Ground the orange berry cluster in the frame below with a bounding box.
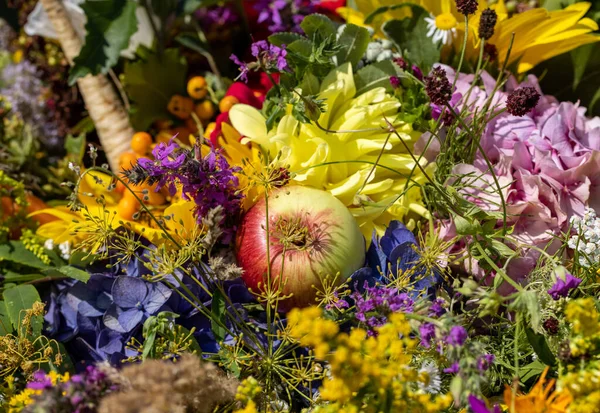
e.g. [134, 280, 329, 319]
[117, 132, 167, 221]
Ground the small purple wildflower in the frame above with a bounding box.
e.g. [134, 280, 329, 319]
[419, 322, 436, 348]
[230, 54, 250, 82]
[429, 298, 446, 317]
[393, 57, 409, 70]
[468, 395, 502, 413]
[390, 76, 401, 89]
[432, 92, 461, 126]
[353, 284, 414, 335]
[477, 354, 495, 372]
[195, 5, 239, 27]
[547, 270, 581, 300]
[446, 325, 468, 346]
[254, 0, 316, 33]
[443, 362, 460, 374]
[27, 370, 53, 390]
[124, 140, 243, 243]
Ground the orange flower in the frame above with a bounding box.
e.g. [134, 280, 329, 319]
[504, 367, 572, 413]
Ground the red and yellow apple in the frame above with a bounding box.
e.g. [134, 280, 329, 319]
[236, 186, 365, 310]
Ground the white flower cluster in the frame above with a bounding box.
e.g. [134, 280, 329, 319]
[44, 238, 72, 260]
[568, 208, 600, 267]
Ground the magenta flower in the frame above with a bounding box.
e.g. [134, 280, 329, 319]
[446, 325, 468, 346]
[469, 395, 502, 413]
[27, 370, 53, 390]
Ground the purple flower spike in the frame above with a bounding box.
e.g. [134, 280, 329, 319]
[548, 267, 581, 300]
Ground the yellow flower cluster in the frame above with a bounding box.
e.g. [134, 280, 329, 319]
[7, 371, 69, 413]
[559, 367, 600, 413]
[565, 298, 600, 356]
[287, 307, 452, 412]
[233, 376, 262, 413]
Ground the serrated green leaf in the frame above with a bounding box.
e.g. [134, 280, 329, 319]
[211, 290, 227, 343]
[287, 39, 313, 58]
[354, 60, 399, 95]
[0, 301, 13, 335]
[69, 0, 138, 84]
[0, 241, 51, 270]
[124, 48, 187, 130]
[383, 5, 440, 72]
[3, 285, 42, 336]
[336, 24, 370, 68]
[300, 14, 336, 39]
[525, 327, 556, 367]
[268, 32, 306, 47]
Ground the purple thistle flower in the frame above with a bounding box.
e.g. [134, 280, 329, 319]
[547, 269, 581, 300]
[446, 325, 468, 346]
[419, 322, 436, 348]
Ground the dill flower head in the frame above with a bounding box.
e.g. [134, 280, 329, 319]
[229, 63, 432, 239]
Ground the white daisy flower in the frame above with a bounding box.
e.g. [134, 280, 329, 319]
[418, 360, 442, 394]
[425, 12, 458, 45]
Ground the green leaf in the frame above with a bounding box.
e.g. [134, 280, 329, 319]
[175, 33, 210, 55]
[211, 290, 227, 343]
[3, 285, 42, 336]
[299, 72, 320, 95]
[571, 44, 594, 89]
[0, 301, 13, 335]
[268, 32, 305, 47]
[354, 60, 399, 95]
[65, 134, 86, 159]
[287, 39, 313, 58]
[453, 215, 481, 236]
[520, 359, 547, 383]
[491, 239, 515, 258]
[0, 241, 51, 270]
[525, 327, 556, 367]
[383, 5, 440, 72]
[336, 24, 370, 68]
[124, 48, 187, 130]
[55, 266, 91, 283]
[69, 0, 138, 84]
[300, 14, 336, 39]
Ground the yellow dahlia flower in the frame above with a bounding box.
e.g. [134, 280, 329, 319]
[228, 63, 432, 239]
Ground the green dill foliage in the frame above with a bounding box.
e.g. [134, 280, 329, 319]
[126, 312, 201, 361]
